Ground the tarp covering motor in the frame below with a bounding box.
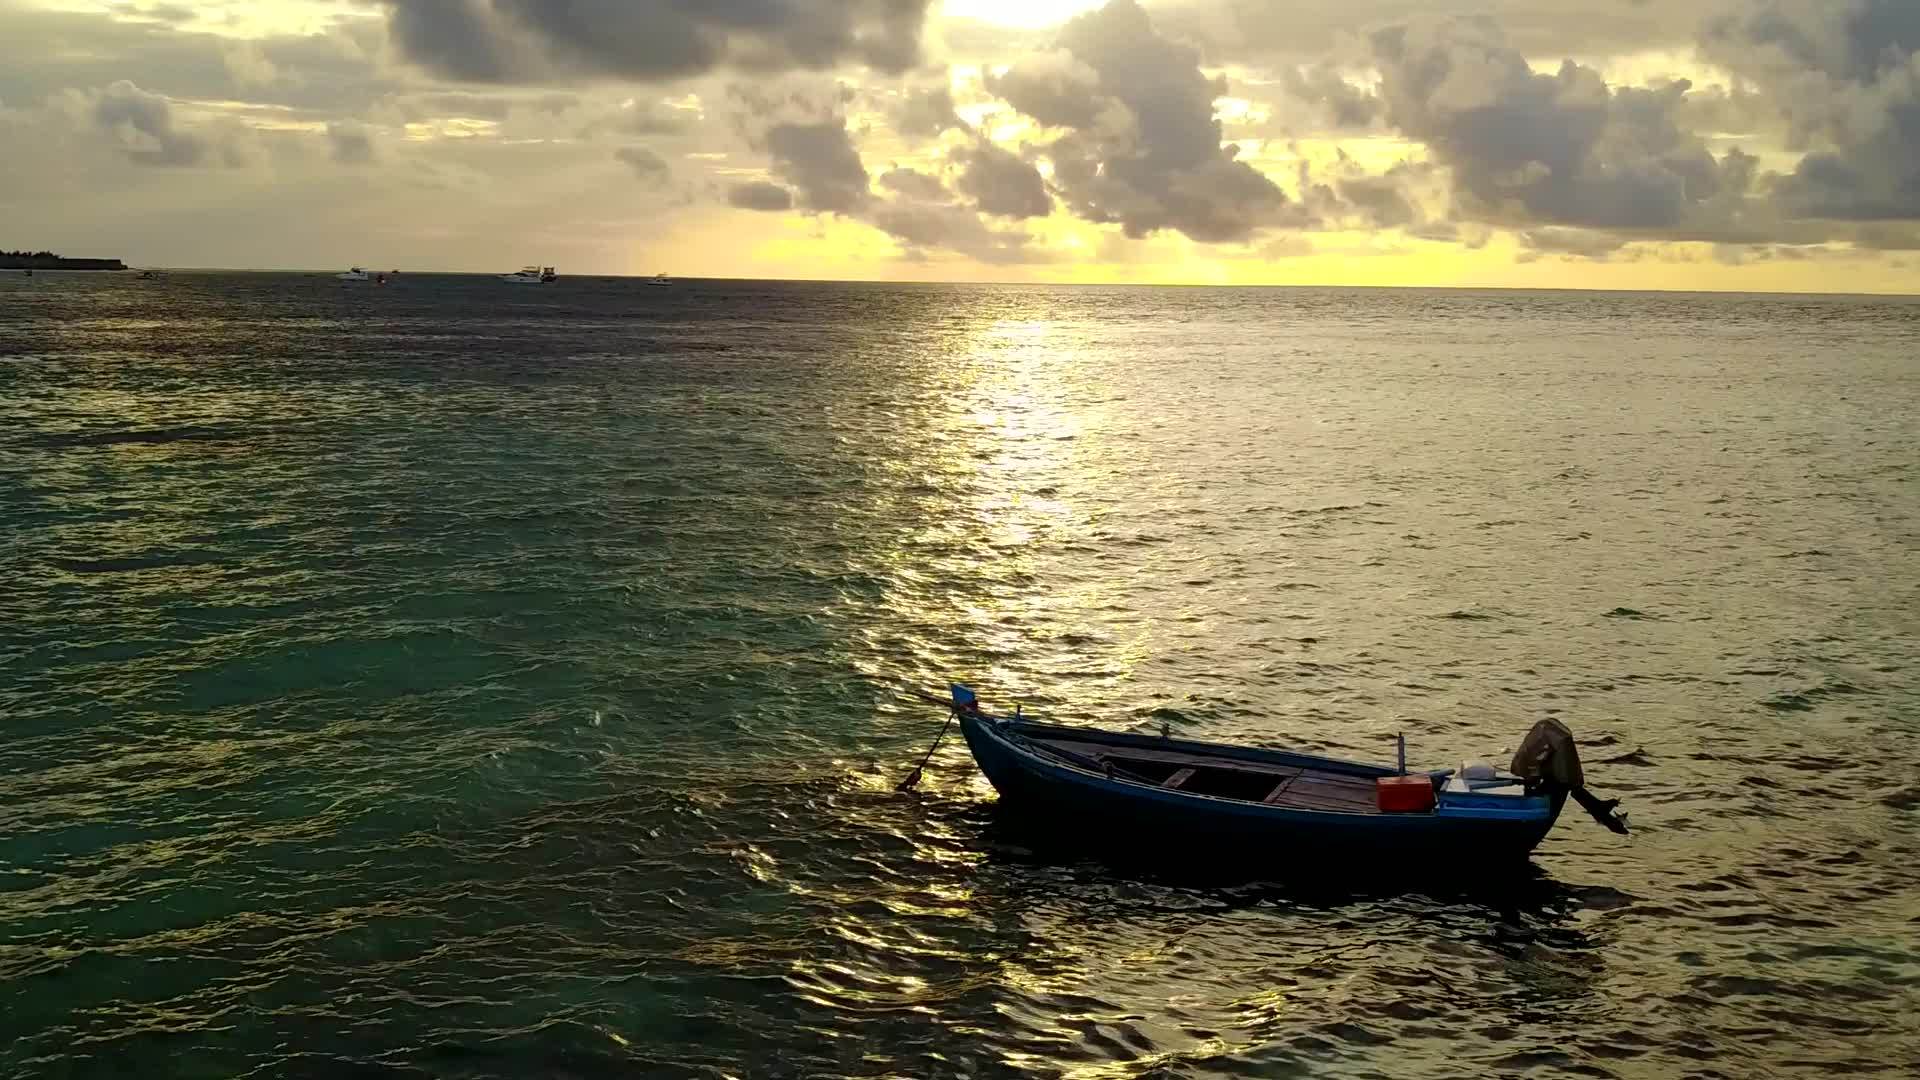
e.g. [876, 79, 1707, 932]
[1511, 718, 1630, 835]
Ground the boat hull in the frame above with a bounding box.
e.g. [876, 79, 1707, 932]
[959, 711, 1563, 862]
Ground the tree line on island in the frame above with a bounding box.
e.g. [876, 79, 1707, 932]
[1, 250, 128, 270]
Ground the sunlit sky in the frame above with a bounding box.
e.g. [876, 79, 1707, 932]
[2, 0, 1917, 291]
[945, 0, 1110, 29]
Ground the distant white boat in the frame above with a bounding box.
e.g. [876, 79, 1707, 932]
[645, 272, 671, 287]
[337, 267, 373, 281]
[502, 266, 557, 284]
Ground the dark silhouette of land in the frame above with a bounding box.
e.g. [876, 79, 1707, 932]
[1, 250, 127, 271]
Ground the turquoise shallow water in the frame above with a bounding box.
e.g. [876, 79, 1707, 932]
[2, 273, 1918, 1077]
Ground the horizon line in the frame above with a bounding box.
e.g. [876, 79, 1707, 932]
[82, 266, 1920, 299]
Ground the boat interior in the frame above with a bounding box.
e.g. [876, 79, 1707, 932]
[1020, 730, 1398, 813]
[1009, 723, 1536, 814]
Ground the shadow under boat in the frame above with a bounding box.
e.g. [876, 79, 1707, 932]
[964, 808, 1607, 929]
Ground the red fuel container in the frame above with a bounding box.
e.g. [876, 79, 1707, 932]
[1376, 774, 1437, 813]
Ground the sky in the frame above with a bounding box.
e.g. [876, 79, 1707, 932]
[2, 0, 1918, 291]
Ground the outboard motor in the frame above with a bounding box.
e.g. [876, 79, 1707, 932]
[1511, 718, 1630, 835]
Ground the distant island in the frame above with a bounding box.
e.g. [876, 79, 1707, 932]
[1, 250, 127, 271]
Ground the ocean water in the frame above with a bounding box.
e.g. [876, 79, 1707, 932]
[2, 272, 1917, 1078]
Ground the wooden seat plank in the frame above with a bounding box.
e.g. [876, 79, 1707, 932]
[1261, 768, 1305, 803]
[1274, 780, 1382, 807]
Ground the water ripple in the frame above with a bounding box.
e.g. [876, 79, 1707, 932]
[2, 275, 1918, 1077]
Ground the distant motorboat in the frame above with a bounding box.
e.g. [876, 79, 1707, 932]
[644, 272, 671, 287]
[502, 266, 557, 284]
[337, 267, 373, 281]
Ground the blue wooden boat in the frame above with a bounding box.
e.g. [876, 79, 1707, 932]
[907, 685, 1627, 862]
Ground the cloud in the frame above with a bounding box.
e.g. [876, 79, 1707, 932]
[878, 167, 951, 200]
[728, 180, 795, 210]
[1149, 0, 1720, 66]
[388, 91, 697, 143]
[109, 2, 197, 23]
[1280, 63, 1382, 130]
[151, 4, 196, 23]
[736, 104, 1046, 262]
[609, 98, 701, 136]
[1711, 241, 1842, 265]
[866, 194, 1046, 265]
[0, 6, 392, 119]
[892, 82, 967, 140]
[1405, 219, 1492, 247]
[1260, 235, 1314, 258]
[1853, 222, 1920, 248]
[1335, 170, 1418, 228]
[765, 119, 871, 212]
[616, 145, 670, 184]
[85, 80, 217, 166]
[985, 49, 1105, 129]
[328, 120, 376, 165]
[1771, 150, 1917, 221]
[396, 92, 506, 122]
[8, 0, 1915, 279]
[1371, 17, 1752, 233]
[1703, 0, 1920, 222]
[986, 0, 1300, 243]
[379, 0, 935, 85]
[1702, 0, 1920, 88]
[1520, 227, 1631, 259]
[953, 139, 1051, 218]
[935, 14, 1053, 61]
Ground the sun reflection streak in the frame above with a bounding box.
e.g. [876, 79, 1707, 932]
[842, 296, 1178, 742]
[925, 314, 1143, 691]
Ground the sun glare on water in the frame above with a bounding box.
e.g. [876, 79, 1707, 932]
[941, 0, 1109, 29]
